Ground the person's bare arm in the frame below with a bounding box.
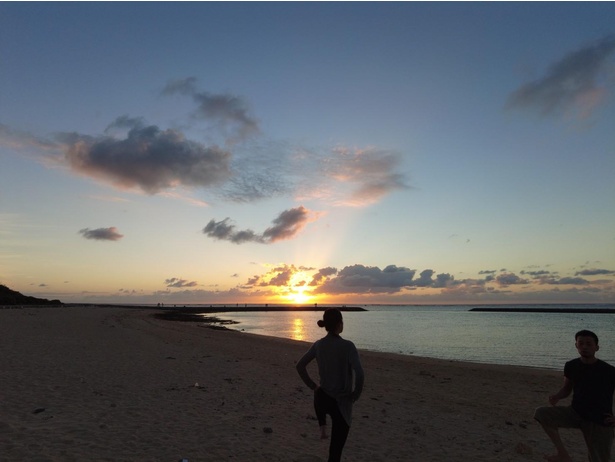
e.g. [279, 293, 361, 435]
[296, 347, 318, 391]
[549, 376, 573, 406]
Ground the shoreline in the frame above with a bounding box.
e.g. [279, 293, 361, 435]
[0, 305, 592, 461]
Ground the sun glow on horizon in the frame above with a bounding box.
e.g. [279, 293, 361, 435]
[282, 270, 314, 304]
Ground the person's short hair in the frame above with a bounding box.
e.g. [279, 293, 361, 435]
[575, 329, 599, 344]
[317, 308, 343, 332]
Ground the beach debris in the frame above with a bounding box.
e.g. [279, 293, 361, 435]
[194, 382, 199, 388]
[419, 370, 435, 378]
[263, 427, 273, 434]
[515, 442, 533, 455]
[32, 408, 46, 414]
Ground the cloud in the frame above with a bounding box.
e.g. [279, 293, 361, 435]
[314, 264, 416, 294]
[316, 146, 409, 206]
[165, 278, 198, 288]
[203, 206, 313, 244]
[2, 79, 408, 208]
[575, 268, 615, 276]
[262, 206, 312, 242]
[58, 123, 232, 194]
[495, 273, 529, 286]
[545, 277, 589, 285]
[520, 270, 554, 278]
[309, 267, 338, 286]
[507, 34, 615, 117]
[79, 227, 124, 241]
[0, 123, 56, 152]
[162, 77, 259, 142]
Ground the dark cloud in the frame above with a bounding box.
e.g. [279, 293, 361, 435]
[104, 115, 145, 134]
[262, 206, 310, 242]
[162, 77, 259, 141]
[59, 124, 232, 194]
[520, 270, 553, 277]
[479, 269, 497, 275]
[165, 278, 198, 288]
[267, 268, 294, 287]
[495, 273, 529, 286]
[203, 206, 312, 244]
[545, 277, 589, 285]
[413, 269, 435, 287]
[202, 218, 263, 244]
[79, 227, 124, 241]
[314, 264, 416, 294]
[507, 35, 615, 117]
[433, 273, 455, 288]
[309, 267, 338, 286]
[575, 268, 615, 276]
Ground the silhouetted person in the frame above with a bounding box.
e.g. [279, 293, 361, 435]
[534, 330, 615, 462]
[296, 308, 364, 462]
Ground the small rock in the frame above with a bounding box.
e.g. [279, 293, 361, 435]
[515, 442, 533, 455]
[33, 408, 45, 414]
[263, 427, 273, 434]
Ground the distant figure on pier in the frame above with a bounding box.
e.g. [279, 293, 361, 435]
[296, 308, 364, 462]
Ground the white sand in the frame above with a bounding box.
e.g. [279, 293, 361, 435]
[0, 306, 592, 461]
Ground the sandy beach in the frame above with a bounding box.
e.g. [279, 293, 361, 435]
[0, 306, 594, 462]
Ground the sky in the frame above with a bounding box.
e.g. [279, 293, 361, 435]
[1, 2, 614, 306]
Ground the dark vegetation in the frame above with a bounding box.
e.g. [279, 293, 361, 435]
[0, 284, 62, 306]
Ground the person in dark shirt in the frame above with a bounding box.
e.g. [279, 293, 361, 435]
[296, 308, 364, 462]
[534, 330, 615, 462]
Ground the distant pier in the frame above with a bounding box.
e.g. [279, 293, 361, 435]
[162, 305, 367, 314]
[470, 308, 615, 314]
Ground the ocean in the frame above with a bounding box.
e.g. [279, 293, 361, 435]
[212, 304, 615, 370]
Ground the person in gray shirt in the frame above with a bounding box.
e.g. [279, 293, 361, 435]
[296, 308, 364, 462]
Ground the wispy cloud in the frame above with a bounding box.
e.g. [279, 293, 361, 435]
[79, 227, 124, 241]
[165, 278, 198, 288]
[162, 77, 260, 143]
[507, 34, 615, 118]
[203, 206, 314, 244]
[0, 124, 56, 152]
[328, 146, 409, 206]
[1, 80, 408, 208]
[294, 146, 409, 207]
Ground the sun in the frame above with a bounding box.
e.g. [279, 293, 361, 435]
[288, 290, 311, 305]
[283, 271, 313, 305]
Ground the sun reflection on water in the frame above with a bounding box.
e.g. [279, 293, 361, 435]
[291, 318, 305, 341]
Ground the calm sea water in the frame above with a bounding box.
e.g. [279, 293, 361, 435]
[211, 304, 615, 370]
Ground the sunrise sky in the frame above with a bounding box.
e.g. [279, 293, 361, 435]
[1, 2, 614, 305]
